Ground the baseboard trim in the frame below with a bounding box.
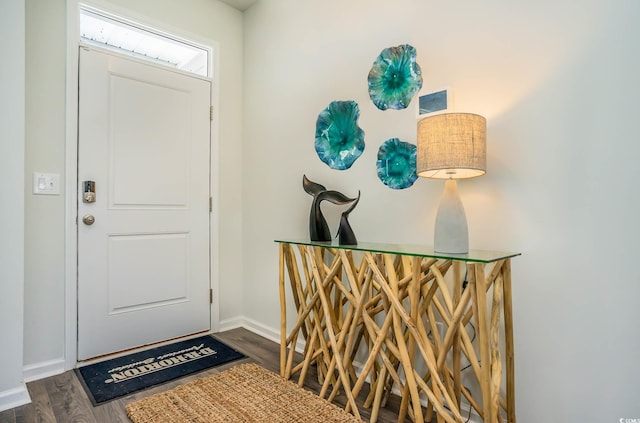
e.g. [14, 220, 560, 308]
[218, 316, 245, 333]
[23, 358, 66, 383]
[0, 383, 31, 413]
[236, 317, 281, 344]
[219, 316, 305, 352]
[219, 315, 280, 344]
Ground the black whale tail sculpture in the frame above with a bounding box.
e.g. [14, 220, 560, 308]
[303, 175, 359, 244]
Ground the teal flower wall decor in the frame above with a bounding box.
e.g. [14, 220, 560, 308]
[315, 100, 365, 170]
[376, 138, 418, 189]
[368, 44, 423, 111]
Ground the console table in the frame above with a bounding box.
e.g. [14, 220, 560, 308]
[276, 239, 519, 423]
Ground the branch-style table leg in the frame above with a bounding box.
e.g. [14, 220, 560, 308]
[502, 260, 517, 423]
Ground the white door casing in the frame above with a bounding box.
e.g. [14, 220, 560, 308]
[77, 46, 211, 360]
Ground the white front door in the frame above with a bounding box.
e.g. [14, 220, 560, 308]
[77, 46, 211, 360]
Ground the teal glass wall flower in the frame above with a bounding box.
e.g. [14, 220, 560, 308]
[376, 138, 418, 189]
[315, 100, 365, 170]
[368, 44, 423, 111]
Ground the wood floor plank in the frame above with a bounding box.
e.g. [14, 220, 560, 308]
[91, 399, 129, 423]
[45, 371, 97, 423]
[2, 328, 407, 423]
[0, 409, 16, 423]
[21, 379, 56, 423]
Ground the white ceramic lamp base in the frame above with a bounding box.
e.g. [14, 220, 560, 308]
[434, 179, 469, 254]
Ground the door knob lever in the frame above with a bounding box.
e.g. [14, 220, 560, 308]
[82, 214, 95, 225]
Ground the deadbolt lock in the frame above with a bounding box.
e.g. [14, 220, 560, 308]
[83, 181, 96, 203]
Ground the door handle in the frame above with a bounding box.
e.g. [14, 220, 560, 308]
[82, 214, 95, 225]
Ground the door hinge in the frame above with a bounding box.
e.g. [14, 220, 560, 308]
[210, 105, 214, 121]
[209, 196, 212, 212]
[210, 289, 213, 304]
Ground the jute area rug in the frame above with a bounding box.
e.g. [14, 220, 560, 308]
[125, 363, 362, 422]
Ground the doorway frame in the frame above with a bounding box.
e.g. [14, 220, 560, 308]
[64, 0, 221, 370]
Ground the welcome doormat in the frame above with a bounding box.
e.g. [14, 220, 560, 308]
[76, 335, 245, 405]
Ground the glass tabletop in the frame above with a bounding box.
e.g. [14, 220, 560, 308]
[275, 238, 520, 263]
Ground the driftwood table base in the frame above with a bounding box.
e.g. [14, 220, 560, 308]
[277, 240, 519, 423]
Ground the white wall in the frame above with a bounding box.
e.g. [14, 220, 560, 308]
[243, 1, 640, 421]
[23, 0, 244, 371]
[24, 0, 67, 369]
[0, 0, 30, 411]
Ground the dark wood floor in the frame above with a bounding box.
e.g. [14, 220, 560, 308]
[0, 328, 407, 423]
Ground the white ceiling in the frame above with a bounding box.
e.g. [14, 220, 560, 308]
[218, 0, 257, 12]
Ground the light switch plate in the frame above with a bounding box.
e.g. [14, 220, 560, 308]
[33, 172, 61, 195]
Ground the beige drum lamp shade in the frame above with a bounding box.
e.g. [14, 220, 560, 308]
[417, 113, 486, 180]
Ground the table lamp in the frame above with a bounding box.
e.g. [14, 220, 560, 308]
[416, 113, 486, 253]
